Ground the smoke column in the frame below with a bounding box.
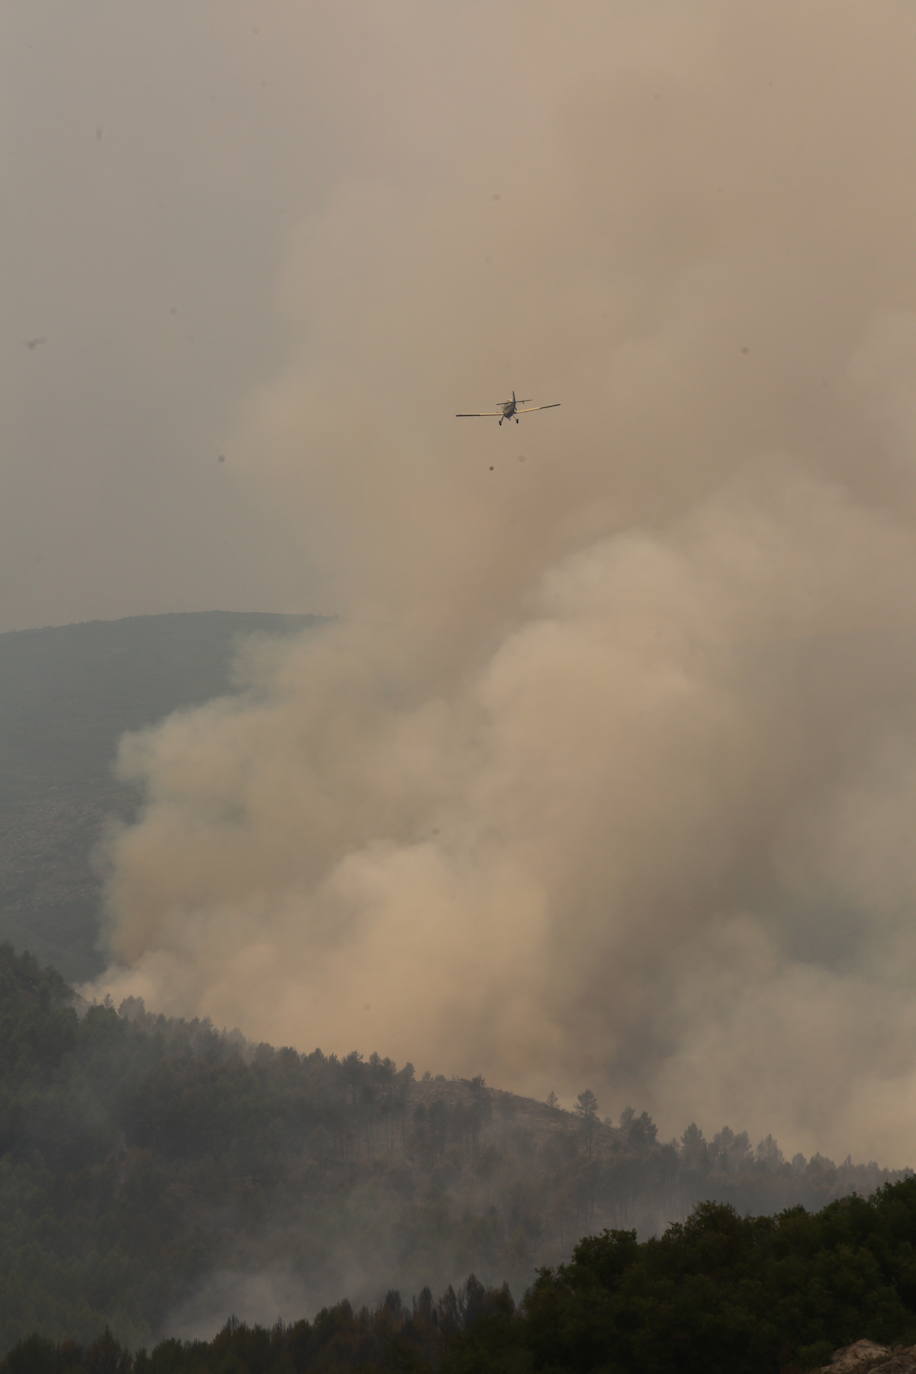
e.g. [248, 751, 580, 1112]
[92, 0, 916, 1163]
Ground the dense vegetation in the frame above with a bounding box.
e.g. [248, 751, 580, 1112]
[0, 945, 906, 1361]
[0, 612, 320, 979]
[10, 1176, 916, 1371]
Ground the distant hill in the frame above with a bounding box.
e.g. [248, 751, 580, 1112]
[0, 611, 322, 980]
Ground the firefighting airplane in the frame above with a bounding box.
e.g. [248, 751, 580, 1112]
[456, 391, 561, 426]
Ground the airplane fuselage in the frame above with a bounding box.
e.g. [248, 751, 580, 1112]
[499, 391, 519, 425]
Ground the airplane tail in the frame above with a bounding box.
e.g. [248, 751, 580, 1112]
[512, 390, 516, 404]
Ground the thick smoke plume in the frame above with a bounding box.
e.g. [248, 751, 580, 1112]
[93, 0, 916, 1162]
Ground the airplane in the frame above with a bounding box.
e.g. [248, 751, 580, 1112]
[456, 390, 561, 426]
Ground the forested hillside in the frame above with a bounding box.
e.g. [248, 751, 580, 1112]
[11, 1178, 916, 1372]
[0, 612, 320, 979]
[0, 946, 904, 1357]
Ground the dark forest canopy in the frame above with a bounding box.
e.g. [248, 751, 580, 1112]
[10, 1178, 916, 1371]
[0, 944, 908, 1360]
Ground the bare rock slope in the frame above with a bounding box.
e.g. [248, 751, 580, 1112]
[822, 1340, 916, 1373]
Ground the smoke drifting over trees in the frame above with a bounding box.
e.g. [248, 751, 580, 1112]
[60, 1, 916, 1165]
[0, 947, 902, 1353]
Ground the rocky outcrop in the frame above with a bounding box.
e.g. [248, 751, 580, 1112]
[821, 1340, 916, 1373]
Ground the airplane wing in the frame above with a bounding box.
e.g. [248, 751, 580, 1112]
[517, 403, 561, 413]
[455, 411, 503, 417]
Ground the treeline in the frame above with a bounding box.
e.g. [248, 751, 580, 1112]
[10, 1176, 916, 1372]
[0, 944, 906, 1354]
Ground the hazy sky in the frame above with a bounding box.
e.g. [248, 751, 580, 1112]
[14, 1, 916, 1163]
[4, 0, 338, 630]
[3, 0, 578, 631]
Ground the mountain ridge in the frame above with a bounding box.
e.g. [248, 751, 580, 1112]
[0, 610, 323, 979]
[0, 943, 905, 1354]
